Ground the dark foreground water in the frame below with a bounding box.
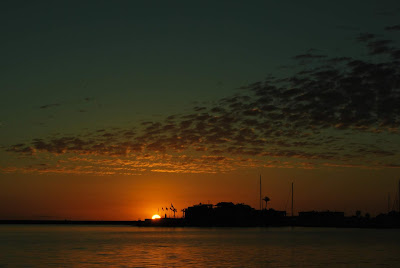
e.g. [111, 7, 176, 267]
[1, 225, 400, 267]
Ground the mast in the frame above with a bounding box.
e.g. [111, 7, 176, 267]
[398, 179, 400, 213]
[388, 193, 391, 213]
[259, 175, 262, 211]
[291, 182, 294, 217]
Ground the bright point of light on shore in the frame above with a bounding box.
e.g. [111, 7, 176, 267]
[152, 214, 161, 219]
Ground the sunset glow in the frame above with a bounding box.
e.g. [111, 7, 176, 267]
[1, 1, 400, 222]
[2, 2, 400, 268]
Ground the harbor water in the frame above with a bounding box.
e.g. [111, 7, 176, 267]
[1, 225, 400, 267]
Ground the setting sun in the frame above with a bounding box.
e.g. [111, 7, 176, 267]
[152, 214, 161, 220]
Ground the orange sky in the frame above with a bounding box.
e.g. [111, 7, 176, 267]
[1, 167, 398, 220]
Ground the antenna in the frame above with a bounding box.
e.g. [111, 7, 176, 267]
[291, 182, 294, 217]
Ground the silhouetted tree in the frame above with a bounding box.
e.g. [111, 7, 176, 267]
[263, 196, 270, 210]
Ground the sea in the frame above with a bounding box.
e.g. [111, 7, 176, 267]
[1, 225, 400, 267]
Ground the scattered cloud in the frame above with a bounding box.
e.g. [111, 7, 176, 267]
[84, 97, 95, 102]
[39, 103, 61, 109]
[4, 28, 400, 175]
[292, 53, 327, 60]
[385, 25, 400, 31]
[357, 32, 376, 42]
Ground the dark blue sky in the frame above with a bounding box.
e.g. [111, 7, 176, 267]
[2, 1, 399, 141]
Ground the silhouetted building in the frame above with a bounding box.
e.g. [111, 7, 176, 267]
[185, 202, 257, 226]
[374, 211, 400, 228]
[185, 203, 214, 226]
[259, 208, 287, 226]
[298, 211, 345, 227]
[214, 202, 256, 226]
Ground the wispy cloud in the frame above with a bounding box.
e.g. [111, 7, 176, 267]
[39, 103, 61, 109]
[385, 25, 400, 31]
[84, 97, 95, 102]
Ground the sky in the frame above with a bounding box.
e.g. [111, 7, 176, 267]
[1, 0, 400, 220]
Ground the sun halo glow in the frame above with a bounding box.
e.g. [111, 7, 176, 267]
[152, 214, 161, 219]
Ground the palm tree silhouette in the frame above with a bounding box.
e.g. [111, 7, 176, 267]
[263, 196, 270, 210]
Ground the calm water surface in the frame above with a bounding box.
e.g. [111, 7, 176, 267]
[1, 225, 399, 267]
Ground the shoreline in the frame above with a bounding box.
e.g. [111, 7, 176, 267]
[1, 219, 400, 229]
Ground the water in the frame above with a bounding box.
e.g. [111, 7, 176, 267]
[1, 225, 400, 267]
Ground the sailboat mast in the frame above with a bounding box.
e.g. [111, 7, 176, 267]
[259, 175, 262, 211]
[291, 182, 294, 217]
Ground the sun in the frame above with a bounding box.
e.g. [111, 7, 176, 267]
[152, 214, 161, 219]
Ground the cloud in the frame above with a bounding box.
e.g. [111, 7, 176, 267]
[4, 27, 400, 175]
[357, 33, 376, 42]
[84, 97, 95, 102]
[292, 53, 327, 60]
[366, 39, 394, 55]
[385, 25, 400, 31]
[39, 103, 61, 109]
[6, 144, 35, 155]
